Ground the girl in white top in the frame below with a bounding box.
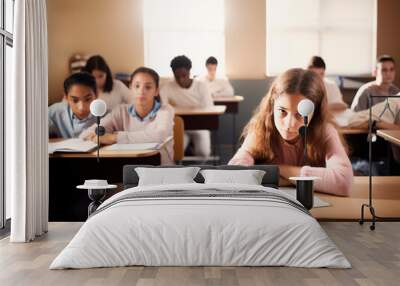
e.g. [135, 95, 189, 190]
[84, 55, 131, 112]
[198, 56, 234, 97]
[80, 67, 174, 165]
[160, 55, 213, 157]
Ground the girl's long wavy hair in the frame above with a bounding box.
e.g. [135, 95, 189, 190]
[242, 68, 347, 166]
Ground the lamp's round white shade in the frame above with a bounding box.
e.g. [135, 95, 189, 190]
[90, 99, 107, 117]
[297, 99, 315, 117]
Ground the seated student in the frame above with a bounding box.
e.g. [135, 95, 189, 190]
[160, 55, 213, 157]
[83, 55, 131, 112]
[80, 67, 174, 165]
[198, 56, 234, 97]
[229, 68, 353, 196]
[49, 72, 97, 138]
[307, 56, 347, 111]
[351, 55, 400, 164]
[351, 55, 400, 112]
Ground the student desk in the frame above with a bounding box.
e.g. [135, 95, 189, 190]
[213, 95, 244, 149]
[339, 127, 368, 135]
[49, 145, 160, 222]
[174, 106, 226, 161]
[213, 95, 244, 114]
[332, 109, 369, 135]
[174, 105, 226, 130]
[377, 130, 400, 146]
[311, 176, 400, 220]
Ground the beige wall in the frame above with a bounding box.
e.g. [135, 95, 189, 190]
[47, 0, 144, 103]
[377, 0, 400, 87]
[47, 0, 266, 103]
[47, 0, 400, 104]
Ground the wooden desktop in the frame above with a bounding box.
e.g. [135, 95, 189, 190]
[377, 129, 400, 146]
[213, 95, 244, 114]
[49, 140, 161, 222]
[311, 176, 400, 220]
[174, 105, 226, 130]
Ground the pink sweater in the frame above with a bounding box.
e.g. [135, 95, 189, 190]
[229, 124, 353, 196]
[80, 104, 174, 165]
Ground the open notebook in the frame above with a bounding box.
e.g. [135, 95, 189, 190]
[103, 136, 173, 151]
[49, 139, 97, 154]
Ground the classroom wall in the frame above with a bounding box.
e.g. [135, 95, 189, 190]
[47, 0, 266, 104]
[47, 0, 400, 104]
[47, 0, 144, 103]
[377, 0, 400, 87]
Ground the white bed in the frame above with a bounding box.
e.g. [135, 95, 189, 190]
[50, 182, 350, 269]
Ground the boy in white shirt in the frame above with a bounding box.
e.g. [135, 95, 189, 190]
[160, 55, 213, 157]
[198, 56, 234, 97]
[308, 56, 347, 111]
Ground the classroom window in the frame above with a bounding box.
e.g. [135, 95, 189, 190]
[143, 0, 225, 77]
[266, 0, 377, 76]
[1, 0, 14, 229]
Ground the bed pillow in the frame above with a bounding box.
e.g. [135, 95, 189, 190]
[200, 169, 266, 185]
[135, 167, 201, 186]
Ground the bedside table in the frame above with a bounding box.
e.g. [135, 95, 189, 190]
[77, 180, 117, 216]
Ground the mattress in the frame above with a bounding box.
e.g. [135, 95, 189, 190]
[50, 183, 350, 269]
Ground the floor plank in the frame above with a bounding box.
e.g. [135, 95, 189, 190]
[1, 222, 400, 286]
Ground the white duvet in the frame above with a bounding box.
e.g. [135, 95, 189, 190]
[50, 183, 350, 269]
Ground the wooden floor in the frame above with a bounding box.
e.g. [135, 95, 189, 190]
[1, 222, 400, 286]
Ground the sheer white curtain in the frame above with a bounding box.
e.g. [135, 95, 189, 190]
[8, 0, 48, 242]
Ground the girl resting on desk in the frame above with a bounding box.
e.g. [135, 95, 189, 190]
[83, 55, 131, 112]
[80, 67, 174, 165]
[229, 68, 353, 196]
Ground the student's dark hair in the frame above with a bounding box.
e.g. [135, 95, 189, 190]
[308, 56, 326, 70]
[206, 56, 218, 66]
[83, 55, 114, 92]
[130, 67, 160, 88]
[170, 55, 192, 72]
[377, 54, 395, 65]
[63, 72, 97, 95]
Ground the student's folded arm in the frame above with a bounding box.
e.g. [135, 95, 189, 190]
[100, 109, 123, 133]
[79, 124, 96, 140]
[79, 108, 121, 140]
[228, 133, 255, 165]
[228, 148, 255, 166]
[116, 108, 174, 144]
[300, 126, 353, 196]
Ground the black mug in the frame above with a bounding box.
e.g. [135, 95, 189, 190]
[296, 180, 314, 210]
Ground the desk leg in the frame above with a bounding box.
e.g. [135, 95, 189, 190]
[212, 130, 219, 165]
[232, 113, 237, 154]
[87, 189, 106, 216]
